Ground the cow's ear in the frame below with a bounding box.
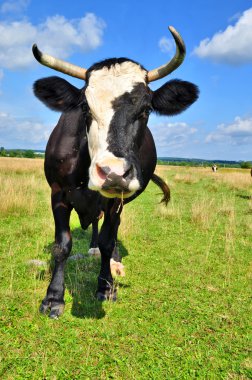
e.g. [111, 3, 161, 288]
[33, 76, 82, 112]
[152, 79, 199, 116]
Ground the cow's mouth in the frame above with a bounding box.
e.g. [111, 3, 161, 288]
[100, 188, 134, 199]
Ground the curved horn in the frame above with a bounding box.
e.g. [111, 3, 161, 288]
[147, 26, 186, 83]
[32, 44, 87, 80]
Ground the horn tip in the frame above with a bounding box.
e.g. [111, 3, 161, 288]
[32, 43, 42, 62]
[168, 25, 185, 53]
[168, 25, 179, 38]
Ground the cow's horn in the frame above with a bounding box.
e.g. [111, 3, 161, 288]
[147, 26, 186, 82]
[32, 44, 87, 80]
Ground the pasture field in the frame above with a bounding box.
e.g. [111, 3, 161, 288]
[0, 157, 251, 379]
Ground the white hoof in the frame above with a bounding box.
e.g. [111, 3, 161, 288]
[88, 247, 101, 256]
[110, 258, 125, 277]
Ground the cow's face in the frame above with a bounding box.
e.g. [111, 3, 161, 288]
[85, 61, 150, 198]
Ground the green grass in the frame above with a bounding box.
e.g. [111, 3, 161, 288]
[0, 160, 251, 379]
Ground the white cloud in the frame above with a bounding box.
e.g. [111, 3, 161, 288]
[193, 7, 252, 65]
[0, 112, 52, 148]
[158, 36, 173, 53]
[0, 13, 106, 70]
[206, 116, 252, 145]
[0, 0, 29, 14]
[151, 120, 197, 153]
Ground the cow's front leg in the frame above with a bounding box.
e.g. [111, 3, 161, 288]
[40, 189, 72, 318]
[97, 200, 121, 301]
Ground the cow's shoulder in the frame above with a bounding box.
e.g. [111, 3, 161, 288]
[45, 108, 90, 187]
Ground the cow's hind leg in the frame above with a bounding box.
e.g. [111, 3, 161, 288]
[78, 209, 103, 256]
[88, 218, 100, 256]
[40, 189, 72, 318]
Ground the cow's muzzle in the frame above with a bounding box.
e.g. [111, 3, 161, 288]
[89, 159, 140, 198]
[98, 163, 134, 198]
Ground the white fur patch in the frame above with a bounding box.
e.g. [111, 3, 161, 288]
[86, 61, 146, 192]
[85, 62, 146, 158]
[86, 62, 147, 131]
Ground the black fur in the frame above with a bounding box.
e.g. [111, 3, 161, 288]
[152, 79, 199, 116]
[33, 76, 83, 112]
[107, 83, 151, 156]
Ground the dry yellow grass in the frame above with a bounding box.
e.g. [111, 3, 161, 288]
[174, 173, 199, 184]
[0, 156, 44, 175]
[153, 166, 251, 233]
[216, 171, 252, 190]
[155, 201, 181, 219]
[157, 165, 252, 190]
[120, 206, 139, 239]
[219, 195, 236, 218]
[0, 157, 45, 216]
[191, 196, 217, 229]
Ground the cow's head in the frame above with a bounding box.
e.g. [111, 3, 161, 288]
[33, 26, 199, 199]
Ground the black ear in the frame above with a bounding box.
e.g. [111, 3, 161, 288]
[152, 79, 199, 116]
[33, 76, 82, 112]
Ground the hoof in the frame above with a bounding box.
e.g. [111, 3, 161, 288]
[96, 289, 117, 302]
[39, 300, 50, 314]
[88, 247, 101, 256]
[49, 303, 65, 319]
[39, 300, 65, 318]
[110, 259, 125, 277]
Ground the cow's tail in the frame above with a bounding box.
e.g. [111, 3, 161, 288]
[151, 173, 170, 205]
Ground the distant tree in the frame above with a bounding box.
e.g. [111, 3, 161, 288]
[9, 150, 16, 157]
[0, 147, 6, 157]
[241, 161, 252, 169]
[24, 150, 35, 158]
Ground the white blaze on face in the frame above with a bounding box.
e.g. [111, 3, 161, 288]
[85, 61, 147, 193]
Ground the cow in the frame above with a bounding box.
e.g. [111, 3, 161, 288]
[212, 164, 217, 172]
[32, 26, 199, 318]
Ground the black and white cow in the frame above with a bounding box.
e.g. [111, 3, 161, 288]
[33, 26, 199, 318]
[212, 164, 217, 172]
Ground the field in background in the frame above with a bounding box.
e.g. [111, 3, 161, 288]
[0, 157, 251, 379]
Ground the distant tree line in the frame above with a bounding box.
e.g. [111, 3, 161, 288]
[0, 147, 44, 159]
[0, 147, 251, 168]
[157, 158, 252, 169]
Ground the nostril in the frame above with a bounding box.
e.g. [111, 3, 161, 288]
[96, 164, 110, 180]
[123, 164, 133, 179]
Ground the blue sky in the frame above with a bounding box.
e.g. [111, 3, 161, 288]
[0, 0, 251, 160]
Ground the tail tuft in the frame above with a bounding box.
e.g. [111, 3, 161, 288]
[151, 173, 170, 205]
